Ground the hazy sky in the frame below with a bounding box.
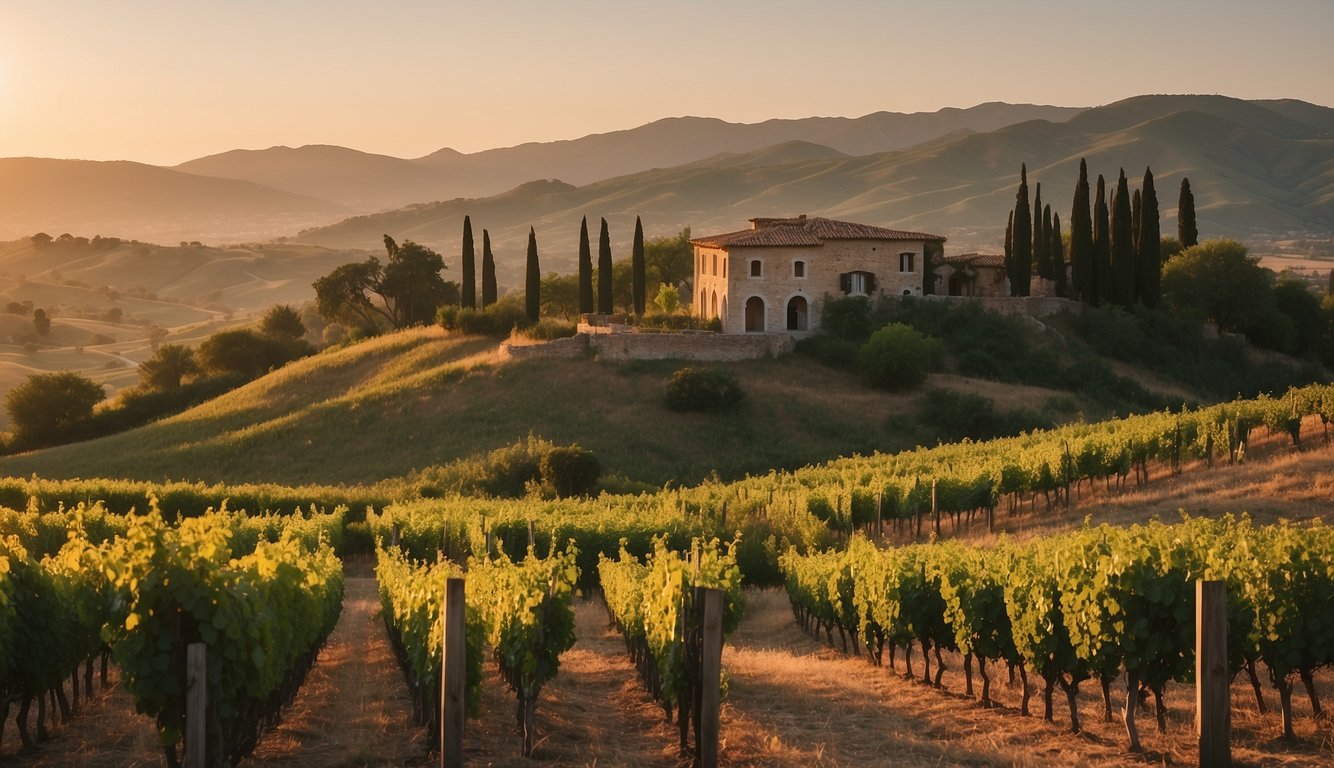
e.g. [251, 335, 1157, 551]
[2, 0, 1331, 165]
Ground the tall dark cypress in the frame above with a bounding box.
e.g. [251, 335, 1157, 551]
[1093, 174, 1113, 306]
[1178, 177, 1198, 248]
[1070, 158, 1093, 303]
[1110, 169, 1135, 307]
[1040, 204, 1054, 281]
[481, 229, 497, 307]
[1004, 209, 1014, 290]
[1051, 212, 1067, 298]
[577, 216, 593, 314]
[1138, 167, 1162, 308]
[1131, 189, 1143, 299]
[631, 215, 646, 315]
[525, 226, 540, 323]
[597, 218, 613, 314]
[461, 215, 476, 309]
[1011, 165, 1032, 297]
[1032, 182, 1047, 281]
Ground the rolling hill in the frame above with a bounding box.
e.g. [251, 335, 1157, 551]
[294, 95, 1334, 284]
[0, 158, 348, 244]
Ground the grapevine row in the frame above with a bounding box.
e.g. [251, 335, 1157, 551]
[598, 537, 743, 757]
[780, 515, 1334, 750]
[374, 542, 579, 756]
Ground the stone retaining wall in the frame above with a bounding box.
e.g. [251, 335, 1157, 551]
[498, 331, 793, 362]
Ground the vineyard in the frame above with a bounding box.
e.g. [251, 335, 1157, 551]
[0, 383, 1331, 765]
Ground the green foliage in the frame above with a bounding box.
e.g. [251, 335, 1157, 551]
[103, 512, 343, 765]
[521, 318, 578, 341]
[1161, 239, 1276, 338]
[1137, 167, 1162, 308]
[858, 323, 940, 391]
[1178, 177, 1198, 248]
[820, 295, 873, 341]
[1069, 159, 1094, 303]
[643, 228, 693, 291]
[632, 216, 647, 315]
[139, 344, 200, 391]
[917, 388, 1051, 443]
[666, 367, 746, 412]
[577, 216, 593, 314]
[1009, 165, 1032, 297]
[598, 218, 614, 315]
[525, 227, 540, 323]
[438, 298, 532, 337]
[1271, 278, 1323, 356]
[461, 215, 476, 310]
[539, 445, 601, 498]
[313, 235, 455, 332]
[481, 229, 498, 307]
[197, 328, 309, 379]
[1110, 169, 1136, 307]
[5, 371, 104, 450]
[539, 271, 580, 320]
[652, 282, 681, 315]
[32, 308, 50, 337]
[259, 304, 306, 341]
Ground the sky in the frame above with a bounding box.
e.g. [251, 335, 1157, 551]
[1, 0, 1332, 166]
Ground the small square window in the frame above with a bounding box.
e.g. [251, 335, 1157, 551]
[899, 253, 916, 273]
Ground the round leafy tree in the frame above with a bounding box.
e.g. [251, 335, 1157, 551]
[859, 322, 940, 391]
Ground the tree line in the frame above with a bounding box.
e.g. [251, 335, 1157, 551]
[1003, 160, 1197, 307]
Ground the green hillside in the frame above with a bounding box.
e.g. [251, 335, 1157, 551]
[0, 324, 1105, 489]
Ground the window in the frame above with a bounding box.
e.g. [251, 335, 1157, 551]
[712, 253, 718, 276]
[750, 259, 762, 278]
[839, 271, 877, 296]
[899, 252, 916, 273]
[793, 260, 806, 278]
[723, 259, 727, 278]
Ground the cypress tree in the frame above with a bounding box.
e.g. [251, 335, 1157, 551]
[1138, 167, 1162, 308]
[1040, 203, 1054, 282]
[1011, 165, 1032, 297]
[481, 229, 497, 307]
[1131, 188, 1142, 299]
[1004, 209, 1014, 293]
[631, 215, 646, 315]
[1051, 211, 1067, 298]
[1327, 267, 1334, 297]
[461, 216, 476, 309]
[1093, 175, 1113, 306]
[1033, 182, 1047, 280]
[1069, 158, 1093, 303]
[597, 218, 613, 314]
[1110, 169, 1135, 307]
[525, 226, 540, 323]
[1178, 177, 1198, 248]
[577, 216, 593, 314]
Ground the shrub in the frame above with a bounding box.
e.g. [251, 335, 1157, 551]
[820, 295, 873, 341]
[665, 367, 746, 412]
[858, 323, 941, 391]
[794, 335, 861, 370]
[5, 371, 104, 450]
[539, 445, 601, 498]
[521, 319, 578, 341]
[441, 300, 532, 337]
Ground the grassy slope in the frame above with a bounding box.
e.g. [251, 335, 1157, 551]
[0, 325, 1097, 488]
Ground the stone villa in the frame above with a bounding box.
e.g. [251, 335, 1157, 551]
[690, 215, 946, 335]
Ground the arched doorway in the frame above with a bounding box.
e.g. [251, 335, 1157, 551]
[699, 289, 707, 316]
[744, 296, 765, 332]
[948, 270, 972, 296]
[786, 296, 808, 331]
[711, 290, 718, 319]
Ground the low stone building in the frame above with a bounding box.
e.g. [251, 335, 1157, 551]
[935, 252, 1008, 297]
[690, 215, 946, 335]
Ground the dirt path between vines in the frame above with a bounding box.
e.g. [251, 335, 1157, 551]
[248, 570, 428, 766]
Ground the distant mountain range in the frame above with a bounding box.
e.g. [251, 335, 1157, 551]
[2, 96, 1331, 282]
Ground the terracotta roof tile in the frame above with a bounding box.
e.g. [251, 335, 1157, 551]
[691, 215, 945, 249]
[942, 252, 1005, 268]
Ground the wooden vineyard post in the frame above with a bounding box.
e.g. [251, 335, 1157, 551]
[931, 479, 940, 536]
[186, 643, 206, 768]
[1197, 580, 1230, 767]
[441, 578, 466, 768]
[697, 588, 723, 768]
